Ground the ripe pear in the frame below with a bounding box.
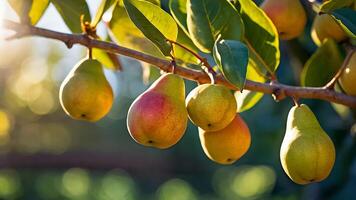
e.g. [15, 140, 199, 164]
[280, 104, 335, 185]
[127, 73, 188, 149]
[311, 14, 347, 46]
[261, 0, 307, 40]
[186, 84, 237, 131]
[59, 58, 113, 122]
[339, 52, 356, 96]
[199, 114, 251, 165]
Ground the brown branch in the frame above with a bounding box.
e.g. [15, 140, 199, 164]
[324, 50, 355, 90]
[3, 20, 356, 108]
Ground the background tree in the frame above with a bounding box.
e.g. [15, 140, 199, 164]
[0, 0, 355, 199]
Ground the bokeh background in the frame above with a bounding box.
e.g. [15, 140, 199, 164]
[0, 0, 355, 199]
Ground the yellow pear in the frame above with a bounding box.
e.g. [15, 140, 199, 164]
[261, 0, 307, 40]
[339, 52, 356, 96]
[280, 104, 335, 185]
[127, 73, 188, 149]
[311, 14, 347, 46]
[59, 58, 113, 122]
[199, 114, 251, 165]
[186, 84, 237, 131]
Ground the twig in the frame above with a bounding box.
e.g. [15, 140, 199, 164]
[3, 20, 356, 108]
[167, 39, 217, 84]
[324, 50, 355, 90]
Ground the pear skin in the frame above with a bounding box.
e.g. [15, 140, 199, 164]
[199, 114, 251, 165]
[280, 104, 335, 185]
[311, 14, 347, 46]
[261, 0, 307, 40]
[339, 52, 356, 96]
[127, 73, 188, 149]
[59, 58, 113, 122]
[186, 84, 237, 131]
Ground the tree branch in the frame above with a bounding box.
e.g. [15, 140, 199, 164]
[3, 20, 356, 108]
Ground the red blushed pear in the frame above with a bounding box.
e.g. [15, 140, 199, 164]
[127, 73, 188, 149]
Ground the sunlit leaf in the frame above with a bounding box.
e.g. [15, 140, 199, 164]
[123, 0, 178, 56]
[91, 0, 117, 27]
[186, 0, 244, 53]
[109, 4, 163, 57]
[301, 39, 344, 87]
[8, 0, 49, 25]
[93, 49, 121, 70]
[238, 0, 280, 74]
[213, 39, 249, 90]
[320, 0, 354, 12]
[51, 0, 91, 33]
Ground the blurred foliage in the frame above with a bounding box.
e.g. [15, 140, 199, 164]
[0, 0, 355, 200]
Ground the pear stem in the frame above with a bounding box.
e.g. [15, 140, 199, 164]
[166, 39, 217, 84]
[4, 20, 356, 108]
[324, 49, 355, 90]
[292, 97, 300, 107]
[88, 47, 93, 59]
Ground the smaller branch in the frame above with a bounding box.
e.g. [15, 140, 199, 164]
[167, 39, 217, 84]
[324, 50, 355, 90]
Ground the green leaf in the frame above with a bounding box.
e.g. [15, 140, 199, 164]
[235, 59, 266, 112]
[91, 0, 117, 28]
[93, 49, 121, 70]
[8, 0, 49, 25]
[301, 39, 344, 87]
[186, 0, 244, 53]
[320, 0, 354, 13]
[169, 0, 189, 36]
[123, 0, 178, 56]
[238, 0, 280, 74]
[332, 8, 356, 39]
[109, 4, 163, 57]
[51, 0, 91, 33]
[174, 28, 200, 67]
[213, 39, 249, 90]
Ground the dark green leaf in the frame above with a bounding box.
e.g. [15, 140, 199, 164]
[213, 39, 249, 90]
[239, 0, 280, 74]
[301, 39, 344, 87]
[123, 0, 177, 56]
[235, 62, 266, 112]
[51, 0, 91, 33]
[187, 0, 244, 53]
[332, 8, 356, 38]
[8, 0, 49, 25]
[169, 0, 189, 36]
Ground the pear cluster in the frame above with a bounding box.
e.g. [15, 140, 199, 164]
[260, 0, 349, 44]
[126, 74, 251, 165]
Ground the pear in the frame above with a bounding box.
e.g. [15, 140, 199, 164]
[280, 104, 335, 185]
[261, 0, 307, 40]
[186, 84, 237, 131]
[339, 52, 356, 96]
[127, 73, 188, 149]
[199, 114, 251, 165]
[311, 14, 347, 46]
[59, 58, 113, 122]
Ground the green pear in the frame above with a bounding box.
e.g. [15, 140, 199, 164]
[280, 104, 335, 185]
[127, 73, 188, 149]
[339, 53, 356, 96]
[186, 84, 237, 131]
[311, 14, 347, 46]
[261, 0, 307, 40]
[59, 58, 113, 122]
